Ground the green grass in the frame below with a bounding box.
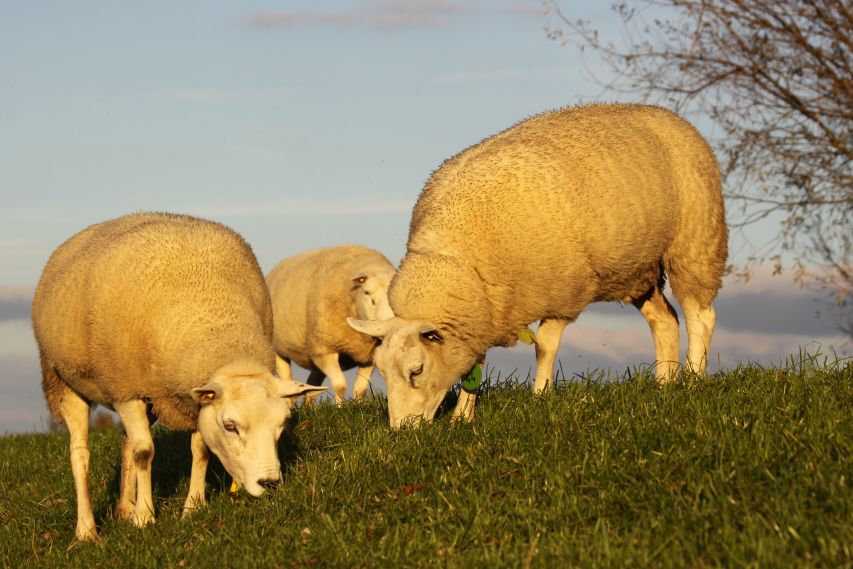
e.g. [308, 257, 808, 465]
[1, 359, 851, 568]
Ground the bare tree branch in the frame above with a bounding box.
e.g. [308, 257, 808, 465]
[545, 0, 853, 335]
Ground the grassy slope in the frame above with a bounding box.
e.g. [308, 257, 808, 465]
[0, 362, 850, 568]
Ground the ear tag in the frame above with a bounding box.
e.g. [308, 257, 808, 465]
[230, 481, 239, 494]
[517, 327, 537, 345]
[461, 362, 483, 393]
[200, 392, 215, 404]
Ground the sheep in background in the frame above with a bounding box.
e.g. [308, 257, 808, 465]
[31, 212, 325, 540]
[349, 103, 728, 428]
[267, 245, 396, 404]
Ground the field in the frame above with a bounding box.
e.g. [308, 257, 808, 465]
[0, 359, 850, 568]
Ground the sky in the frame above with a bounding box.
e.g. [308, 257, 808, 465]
[1, 0, 848, 433]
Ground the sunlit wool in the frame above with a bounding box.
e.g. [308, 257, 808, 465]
[350, 103, 728, 428]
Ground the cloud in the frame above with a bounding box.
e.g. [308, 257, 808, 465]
[0, 354, 49, 434]
[0, 299, 29, 322]
[581, 270, 844, 338]
[501, 3, 547, 17]
[188, 196, 413, 218]
[0, 286, 33, 323]
[238, 1, 467, 30]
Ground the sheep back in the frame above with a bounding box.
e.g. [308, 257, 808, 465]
[267, 245, 394, 369]
[32, 212, 275, 430]
[397, 103, 727, 348]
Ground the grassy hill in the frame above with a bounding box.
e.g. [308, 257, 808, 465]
[1, 359, 850, 568]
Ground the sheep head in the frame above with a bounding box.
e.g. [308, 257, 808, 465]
[350, 262, 396, 322]
[192, 361, 326, 496]
[347, 316, 478, 428]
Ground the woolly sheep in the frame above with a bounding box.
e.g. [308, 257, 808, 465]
[267, 245, 395, 404]
[349, 103, 728, 428]
[31, 212, 326, 540]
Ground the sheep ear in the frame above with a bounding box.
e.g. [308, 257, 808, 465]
[277, 378, 327, 399]
[192, 382, 222, 404]
[347, 316, 397, 338]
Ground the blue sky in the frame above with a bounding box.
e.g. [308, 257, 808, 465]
[1, 1, 847, 433]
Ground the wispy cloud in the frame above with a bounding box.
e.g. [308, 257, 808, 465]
[501, 3, 547, 17]
[238, 1, 467, 30]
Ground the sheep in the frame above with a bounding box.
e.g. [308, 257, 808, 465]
[266, 245, 396, 404]
[349, 103, 728, 428]
[31, 212, 326, 540]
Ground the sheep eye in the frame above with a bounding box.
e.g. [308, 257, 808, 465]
[223, 420, 239, 433]
[421, 331, 443, 343]
[353, 276, 367, 285]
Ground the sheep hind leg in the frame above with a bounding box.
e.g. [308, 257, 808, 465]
[632, 286, 680, 383]
[680, 295, 717, 375]
[115, 435, 136, 520]
[353, 365, 373, 401]
[57, 386, 97, 541]
[113, 399, 155, 528]
[533, 318, 571, 394]
[312, 353, 348, 405]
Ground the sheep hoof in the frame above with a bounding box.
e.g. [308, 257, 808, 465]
[131, 512, 155, 528]
[114, 503, 135, 521]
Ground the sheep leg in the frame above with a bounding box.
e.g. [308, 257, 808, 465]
[680, 296, 717, 375]
[353, 365, 373, 401]
[182, 431, 210, 516]
[113, 399, 156, 527]
[57, 388, 97, 541]
[632, 286, 680, 382]
[115, 434, 136, 520]
[312, 353, 348, 405]
[533, 318, 571, 394]
[275, 355, 293, 380]
[452, 388, 477, 422]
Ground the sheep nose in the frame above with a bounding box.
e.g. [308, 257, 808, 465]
[408, 364, 423, 381]
[257, 478, 280, 490]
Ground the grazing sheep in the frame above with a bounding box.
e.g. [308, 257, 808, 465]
[31, 212, 325, 540]
[349, 103, 728, 428]
[267, 245, 396, 404]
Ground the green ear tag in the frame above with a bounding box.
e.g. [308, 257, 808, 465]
[517, 327, 537, 345]
[461, 362, 483, 392]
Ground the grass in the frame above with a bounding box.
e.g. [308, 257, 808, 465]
[0, 358, 850, 568]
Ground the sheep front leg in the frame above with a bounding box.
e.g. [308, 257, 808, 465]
[353, 365, 373, 401]
[275, 355, 293, 381]
[182, 431, 210, 516]
[312, 353, 348, 405]
[58, 389, 97, 540]
[452, 389, 477, 422]
[114, 399, 156, 527]
[533, 318, 571, 394]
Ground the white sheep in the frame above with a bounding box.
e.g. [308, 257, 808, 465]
[349, 103, 728, 428]
[31, 212, 325, 540]
[266, 245, 395, 404]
